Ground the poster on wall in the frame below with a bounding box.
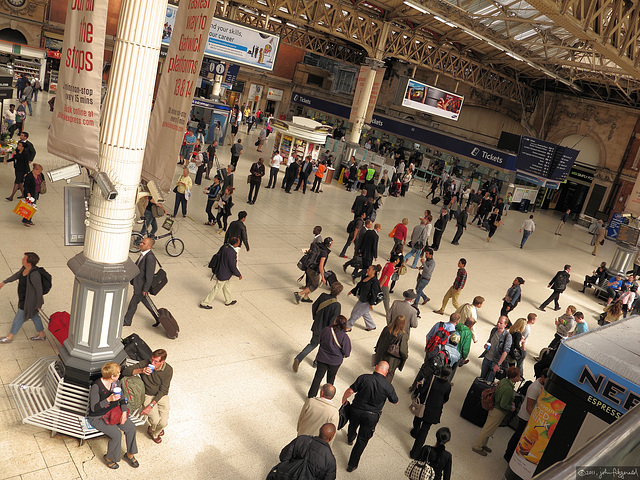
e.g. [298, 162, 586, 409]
[508, 389, 566, 480]
[47, 0, 108, 170]
[163, 7, 280, 71]
[397, 77, 464, 121]
[142, 0, 217, 191]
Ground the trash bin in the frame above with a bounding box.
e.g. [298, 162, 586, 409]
[519, 199, 530, 212]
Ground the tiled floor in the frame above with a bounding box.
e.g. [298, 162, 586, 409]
[0, 93, 616, 479]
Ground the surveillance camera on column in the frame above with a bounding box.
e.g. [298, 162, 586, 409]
[94, 171, 118, 200]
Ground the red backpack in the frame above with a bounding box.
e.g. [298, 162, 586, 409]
[425, 322, 451, 356]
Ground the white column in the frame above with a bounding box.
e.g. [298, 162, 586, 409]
[348, 64, 380, 145]
[84, 0, 167, 264]
[211, 74, 222, 98]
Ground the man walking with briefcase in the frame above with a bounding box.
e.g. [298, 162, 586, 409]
[124, 237, 159, 326]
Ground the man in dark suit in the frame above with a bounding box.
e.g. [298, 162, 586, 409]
[225, 211, 250, 252]
[353, 222, 380, 281]
[124, 237, 158, 326]
[351, 190, 368, 219]
[294, 155, 313, 194]
[284, 157, 300, 193]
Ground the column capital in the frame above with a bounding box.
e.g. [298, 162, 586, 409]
[364, 58, 386, 70]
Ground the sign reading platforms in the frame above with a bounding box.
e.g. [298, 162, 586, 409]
[142, 0, 217, 191]
[47, 0, 108, 170]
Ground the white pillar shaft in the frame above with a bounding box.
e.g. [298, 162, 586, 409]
[211, 75, 222, 97]
[348, 68, 378, 145]
[84, 0, 167, 264]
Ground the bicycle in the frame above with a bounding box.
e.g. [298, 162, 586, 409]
[130, 216, 185, 257]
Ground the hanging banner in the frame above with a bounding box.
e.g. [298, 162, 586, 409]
[47, 0, 108, 170]
[142, 0, 217, 191]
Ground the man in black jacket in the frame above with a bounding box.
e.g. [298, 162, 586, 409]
[339, 212, 366, 258]
[343, 219, 370, 275]
[539, 265, 571, 312]
[247, 157, 265, 204]
[295, 155, 313, 193]
[19, 132, 36, 163]
[431, 209, 449, 251]
[124, 237, 158, 326]
[225, 211, 250, 252]
[293, 281, 344, 372]
[451, 206, 468, 245]
[353, 222, 380, 282]
[351, 190, 368, 219]
[284, 157, 300, 193]
[200, 237, 242, 308]
[272, 423, 337, 480]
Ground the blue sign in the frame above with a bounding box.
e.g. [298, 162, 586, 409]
[370, 114, 517, 170]
[291, 91, 352, 120]
[607, 212, 625, 239]
[225, 65, 239, 85]
[551, 342, 640, 419]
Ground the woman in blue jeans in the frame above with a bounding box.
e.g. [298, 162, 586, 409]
[0, 252, 46, 343]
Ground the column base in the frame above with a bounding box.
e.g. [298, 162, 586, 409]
[59, 345, 127, 386]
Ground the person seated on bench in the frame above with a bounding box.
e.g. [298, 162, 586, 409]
[88, 362, 139, 470]
[605, 274, 623, 306]
[580, 262, 607, 293]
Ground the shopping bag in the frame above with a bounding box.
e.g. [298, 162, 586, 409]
[13, 199, 36, 220]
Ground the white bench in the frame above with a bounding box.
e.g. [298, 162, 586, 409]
[9, 356, 145, 444]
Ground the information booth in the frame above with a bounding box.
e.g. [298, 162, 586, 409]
[270, 117, 333, 160]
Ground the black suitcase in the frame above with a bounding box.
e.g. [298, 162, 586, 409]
[431, 196, 440, 205]
[460, 377, 492, 427]
[325, 270, 338, 286]
[122, 333, 153, 361]
[147, 297, 180, 339]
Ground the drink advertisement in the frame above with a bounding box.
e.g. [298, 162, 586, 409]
[508, 388, 566, 480]
[163, 6, 280, 71]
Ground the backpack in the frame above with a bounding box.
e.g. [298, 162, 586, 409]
[346, 219, 357, 234]
[297, 242, 323, 271]
[425, 322, 451, 357]
[424, 350, 449, 377]
[121, 375, 146, 411]
[208, 245, 225, 278]
[30, 267, 52, 295]
[368, 280, 383, 305]
[481, 385, 496, 411]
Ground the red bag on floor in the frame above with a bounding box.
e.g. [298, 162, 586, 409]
[48, 311, 70, 344]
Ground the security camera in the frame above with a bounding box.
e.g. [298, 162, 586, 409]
[94, 171, 118, 200]
[147, 180, 165, 204]
[47, 163, 82, 183]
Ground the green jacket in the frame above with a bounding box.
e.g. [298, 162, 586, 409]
[494, 378, 516, 413]
[456, 323, 472, 360]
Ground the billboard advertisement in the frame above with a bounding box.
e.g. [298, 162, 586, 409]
[400, 78, 464, 121]
[163, 6, 280, 71]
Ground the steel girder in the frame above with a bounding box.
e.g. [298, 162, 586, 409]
[226, 0, 538, 107]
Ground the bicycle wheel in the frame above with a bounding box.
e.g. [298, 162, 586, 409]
[130, 232, 144, 253]
[165, 237, 184, 257]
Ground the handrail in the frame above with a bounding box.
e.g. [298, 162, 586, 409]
[531, 406, 640, 480]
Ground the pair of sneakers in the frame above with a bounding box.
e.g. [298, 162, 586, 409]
[0, 335, 45, 343]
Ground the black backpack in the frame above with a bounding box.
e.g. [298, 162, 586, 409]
[346, 219, 357, 234]
[30, 267, 52, 295]
[208, 245, 225, 278]
[297, 242, 323, 271]
[368, 280, 383, 305]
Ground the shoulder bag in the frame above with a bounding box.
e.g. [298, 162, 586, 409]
[405, 448, 435, 480]
[149, 258, 168, 296]
[387, 333, 402, 357]
[39, 175, 47, 194]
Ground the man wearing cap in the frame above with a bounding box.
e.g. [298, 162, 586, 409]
[386, 290, 419, 338]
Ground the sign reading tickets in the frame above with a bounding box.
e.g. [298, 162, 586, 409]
[163, 6, 280, 71]
[47, 0, 108, 170]
[142, 0, 216, 191]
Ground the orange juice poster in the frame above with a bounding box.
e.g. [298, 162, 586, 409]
[509, 388, 566, 479]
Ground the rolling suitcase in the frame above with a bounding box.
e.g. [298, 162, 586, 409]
[47, 311, 70, 344]
[122, 333, 153, 361]
[431, 196, 440, 205]
[460, 377, 492, 427]
[147, 296, 180, 339]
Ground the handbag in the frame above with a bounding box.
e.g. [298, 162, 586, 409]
[185, 190, 191, 201]
[149, 258, 168, 296]
[404, 455, 435, 480]
[102, 405, 122, 426]
[387, 334, 402, 357]
[398, 265, 408, 275]
[39, 178, 47, 194]
[247, 174, 252, 184]
[409, 393, 426, 418]
[414, 241, 424, 250]
[494, 220, 500, 227]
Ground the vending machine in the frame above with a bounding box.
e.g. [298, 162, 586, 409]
[504, 317, 640, 480]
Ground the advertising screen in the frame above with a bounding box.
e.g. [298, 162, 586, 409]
[163, 6, 280, 71]
[401, 78, 464, 121]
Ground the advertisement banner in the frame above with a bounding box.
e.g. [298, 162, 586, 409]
[349, 67, 386, 124]
[47, 0, 108, 170]
[508, 388, 566, 480]
[626, 174, 640, 217]
[163, 7, 280, 71]
[142, 0, 217, 191]
[401, 78, 464, 121]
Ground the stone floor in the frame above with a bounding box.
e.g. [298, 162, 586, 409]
[0, 92, 616, 480]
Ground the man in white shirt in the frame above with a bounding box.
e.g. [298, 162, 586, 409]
[520, 215, 536, 249]
[266, 150, 284, 188]
[504, 369, 547, 461]
[297, 384, 340, 445]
